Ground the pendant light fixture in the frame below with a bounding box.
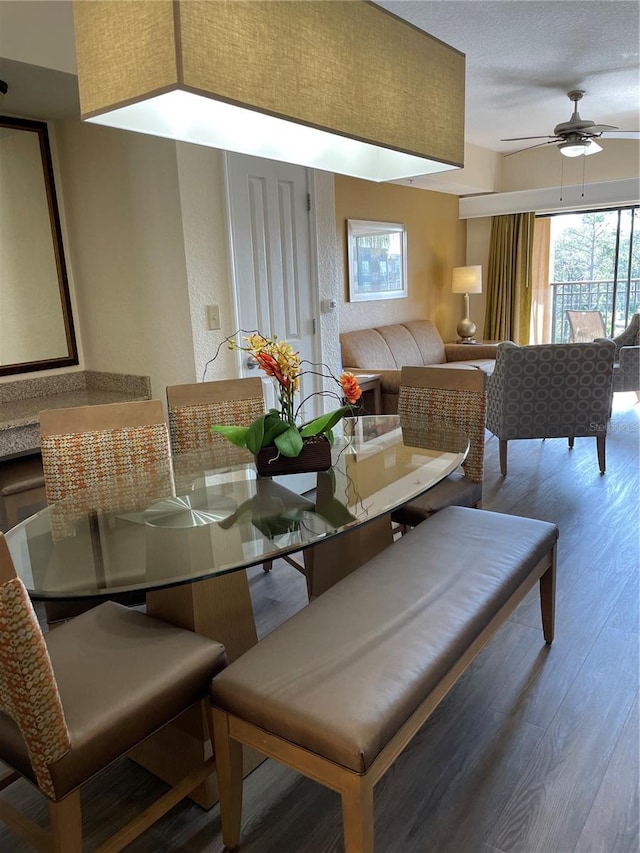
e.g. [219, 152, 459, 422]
[72, 1, 465, 183]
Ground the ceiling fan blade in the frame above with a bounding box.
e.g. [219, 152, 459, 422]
[503, 141, 557, 157]
[597, 130, 640, 138]
[500, 135, 556, 142]
[587, 123, 619, 134]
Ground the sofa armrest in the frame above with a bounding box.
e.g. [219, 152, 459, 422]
[445, 342, 502, 362]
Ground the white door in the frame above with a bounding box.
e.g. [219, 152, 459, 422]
[224, 153, 321, 419]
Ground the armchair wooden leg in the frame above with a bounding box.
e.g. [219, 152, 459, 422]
[211, 708, 243, 850]
[596, 435, 606, 475]
[50, 790, 82, 853]
[341, 774, 374, 853]
[499, 440, 508, 476]
[568, 436, 575, 449]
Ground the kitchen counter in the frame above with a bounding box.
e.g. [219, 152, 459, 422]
[0, 371, 151, 458]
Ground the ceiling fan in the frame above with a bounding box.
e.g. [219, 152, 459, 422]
[502, 90, 631, 157]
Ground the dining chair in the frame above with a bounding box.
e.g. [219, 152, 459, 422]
[391, 366, 487, 529]
[167, 378, 265, 456]
[39, 399, 173, 621]
[566, 309, 606, 343]
[166, 378, 280, 574]
[0, 531, 226, 853]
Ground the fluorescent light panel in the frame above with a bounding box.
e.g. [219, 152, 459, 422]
[88, 91, 458, 182]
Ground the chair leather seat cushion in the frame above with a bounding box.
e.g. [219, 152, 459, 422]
[0, 602, 226, 799]
[210, 506, 558, 774]
[391, 473, 482, 526]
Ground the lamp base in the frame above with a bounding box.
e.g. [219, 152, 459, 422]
[456, 316, 477, 343]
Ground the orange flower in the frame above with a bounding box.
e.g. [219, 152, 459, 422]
[339, 372, 362, 405]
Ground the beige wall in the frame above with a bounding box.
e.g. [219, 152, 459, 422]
[499, 139, 640, 192]
[334, 176, 466, 343]
[55, 120, 197, 399]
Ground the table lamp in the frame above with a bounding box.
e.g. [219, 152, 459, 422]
[452, 265, 482, 343]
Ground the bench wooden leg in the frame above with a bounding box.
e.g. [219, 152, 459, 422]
[539, 548, 556, 645]
[211, 708, 243, 850]
[341, 774, 374, 853]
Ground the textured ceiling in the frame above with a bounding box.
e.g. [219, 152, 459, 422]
[0, 0, 638, 155]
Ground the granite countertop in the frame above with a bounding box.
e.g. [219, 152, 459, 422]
[1, 388, 150, 431]
[0, 371, 152, 458]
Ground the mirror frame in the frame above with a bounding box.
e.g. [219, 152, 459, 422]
[0, 115, 78, 376]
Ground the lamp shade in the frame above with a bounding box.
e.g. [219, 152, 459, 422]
[452, 265, 482, 294]
[72, 0, 465, 183]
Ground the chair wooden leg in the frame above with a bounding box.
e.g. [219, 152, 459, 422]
[341, 774, 374, 853]
[596, 435, 606, 474]
[211, 708, 243, 850]
[568, 436, 575, 449]
[499, 439, 508, 476]
[50, 791, 82, 853]
[262, 560, 273, 572]
[539, 550, 556, 645]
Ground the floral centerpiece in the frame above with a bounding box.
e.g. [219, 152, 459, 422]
[210, 332, 361, 472]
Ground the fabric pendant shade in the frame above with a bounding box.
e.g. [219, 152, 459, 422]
[72, 0, 465, 183]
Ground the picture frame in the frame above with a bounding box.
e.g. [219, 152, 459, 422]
[347, 219, 407, 302]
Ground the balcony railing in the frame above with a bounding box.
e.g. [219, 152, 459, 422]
[551, 279, 640, 342]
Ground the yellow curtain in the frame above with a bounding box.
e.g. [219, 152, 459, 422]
[483, 212, 536, 344]
[529, 217, 552, 344]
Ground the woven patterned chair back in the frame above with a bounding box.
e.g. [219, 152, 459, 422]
[398, 368, 486, 484]
[167, 379, 265, 455]
[40, 401, 172, 541]
[0, 534, 70, 798]
[566, 310, 606, 343]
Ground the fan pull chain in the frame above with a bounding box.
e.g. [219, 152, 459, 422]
[581, 155, 586, 197]
[559, 156, 565, 201]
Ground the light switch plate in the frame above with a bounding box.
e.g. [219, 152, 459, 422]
[206, 304, 221, 330]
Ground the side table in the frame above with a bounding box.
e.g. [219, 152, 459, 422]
[354, 373, 382, 414]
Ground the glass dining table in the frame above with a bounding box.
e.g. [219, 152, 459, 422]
[4, 414, 468, 806]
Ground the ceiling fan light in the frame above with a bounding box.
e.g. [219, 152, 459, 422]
[558, 139, 591, 157]
[584, 140, 603, 156]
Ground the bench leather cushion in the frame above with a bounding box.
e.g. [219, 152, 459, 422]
[210, 507, 558, 774]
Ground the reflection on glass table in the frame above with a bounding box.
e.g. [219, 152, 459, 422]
[6, 415, 468, 601]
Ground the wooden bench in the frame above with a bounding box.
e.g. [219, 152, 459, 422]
[209, 506, 558, 852]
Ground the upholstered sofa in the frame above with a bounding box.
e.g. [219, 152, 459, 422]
[340, 320, 498, 413]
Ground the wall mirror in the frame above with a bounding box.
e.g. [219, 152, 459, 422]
[0, 115, 78, 376]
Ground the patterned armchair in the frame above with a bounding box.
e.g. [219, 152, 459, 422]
[486, 341, 616, 476]
[606, 313, 639, 395]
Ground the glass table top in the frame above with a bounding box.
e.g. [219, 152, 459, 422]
[5, 415, 468, 599]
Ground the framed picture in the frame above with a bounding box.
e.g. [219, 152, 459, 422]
[347, 219, 407, 302]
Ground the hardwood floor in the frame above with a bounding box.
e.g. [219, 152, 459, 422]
[1, 395, 638, 852]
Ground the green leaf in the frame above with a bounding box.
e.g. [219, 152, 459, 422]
[209, 424, 249, 449]
[274, 426, 304, 457]
[299, 405, 355, 438]
[262, 414, 290, 446]
[244, 416, 267, 455]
